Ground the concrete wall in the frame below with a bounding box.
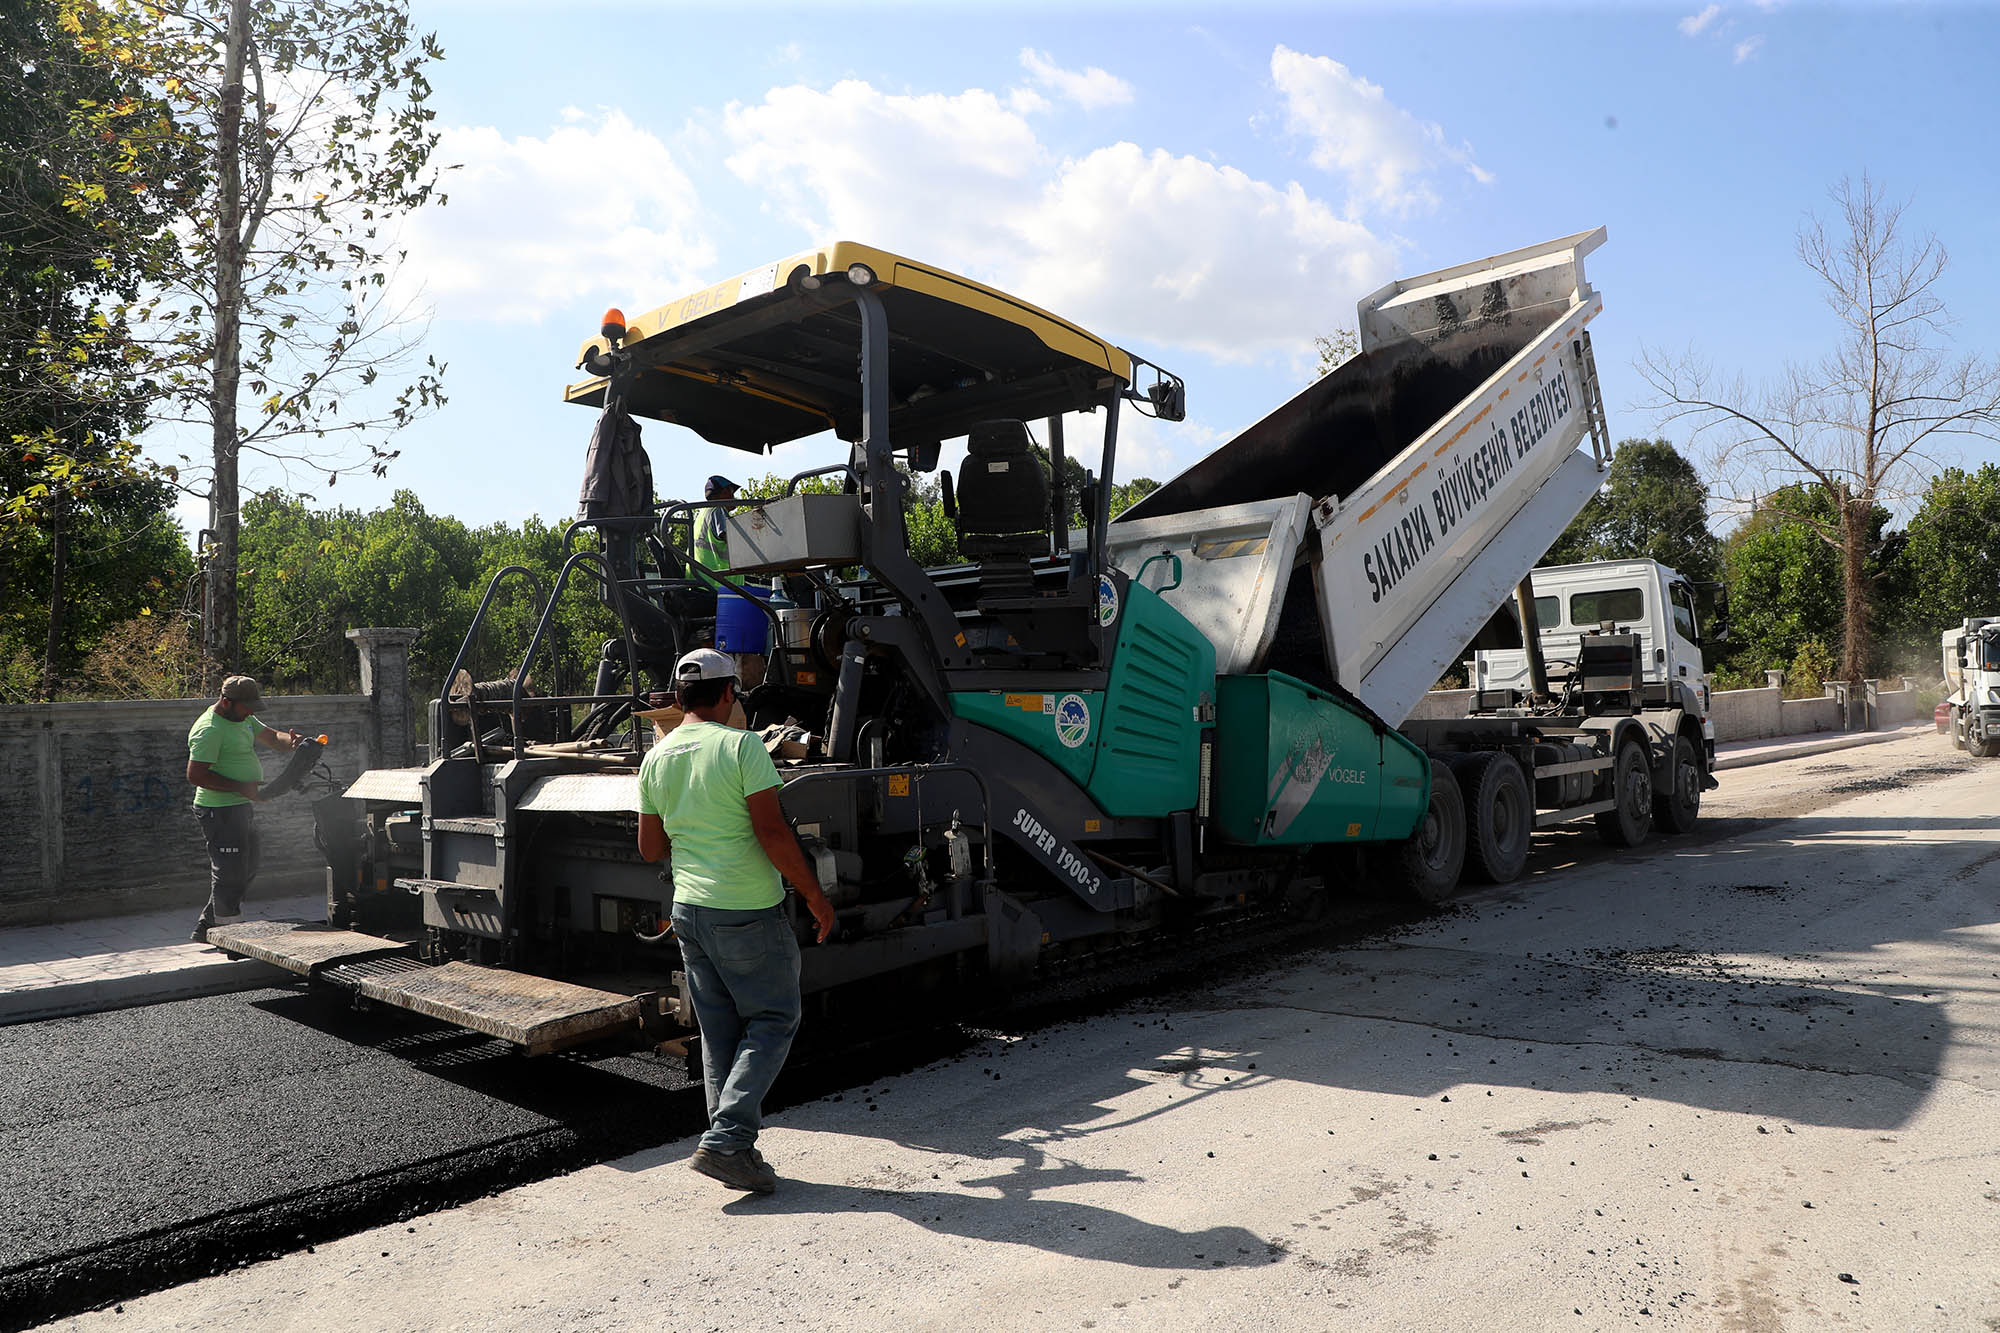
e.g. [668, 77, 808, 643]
[1707, 686, 1784, 740]
[1777, 695, 1842, 736]
[0, 628, 418, 927]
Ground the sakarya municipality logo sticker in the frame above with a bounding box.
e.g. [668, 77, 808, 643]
[1097, 574, 1120, 628]
[1055, 693, 1091, 748]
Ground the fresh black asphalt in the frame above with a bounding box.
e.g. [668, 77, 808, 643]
[0, 986, 710, 1328]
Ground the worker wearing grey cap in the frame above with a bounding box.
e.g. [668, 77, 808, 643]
[693, 474, 738, 572]
[636, 647, 836, 1194]
[186, 675, 303, 943]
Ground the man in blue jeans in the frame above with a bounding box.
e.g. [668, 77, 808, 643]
[637, 648, 837, 1194]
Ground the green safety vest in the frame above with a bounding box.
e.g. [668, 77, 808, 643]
[693, 508, 728, 572]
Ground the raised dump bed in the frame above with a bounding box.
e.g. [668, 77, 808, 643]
[1109, 228, 1610, 728]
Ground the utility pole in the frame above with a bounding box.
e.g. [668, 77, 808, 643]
[202, 0, 249, 687]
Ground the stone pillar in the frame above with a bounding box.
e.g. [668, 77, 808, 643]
[346, 627, 420, 768]
[1764, 670, 1784, 691]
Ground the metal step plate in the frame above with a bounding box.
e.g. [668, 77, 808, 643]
[351, 961, 640, 1055]
[205, 921, 415, 976]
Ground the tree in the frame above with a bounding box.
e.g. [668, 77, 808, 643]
[1718, 483, 1888, 677]
[1543, 438, 1719, 583]
[61, 0, 451, 685]
[1, 0, 194, 694]
[1313, 329, 1357, 379]
[1874, 464, 2000, 668]
[1641, 174, 2000, 682]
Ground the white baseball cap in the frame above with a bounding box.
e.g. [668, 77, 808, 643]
[674, 647, 736, 683]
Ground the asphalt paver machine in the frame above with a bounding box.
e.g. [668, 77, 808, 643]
[212, 229, 1700, 1055]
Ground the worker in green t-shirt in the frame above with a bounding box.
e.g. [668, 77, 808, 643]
[186, 674, 303, 943]
[637, 647, 836, 1195]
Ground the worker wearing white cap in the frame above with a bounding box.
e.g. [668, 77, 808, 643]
[635, 647, 836, 1194]
[186, 674, 304, 942]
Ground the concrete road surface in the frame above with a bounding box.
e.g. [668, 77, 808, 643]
[44, 733, 2000, 1331]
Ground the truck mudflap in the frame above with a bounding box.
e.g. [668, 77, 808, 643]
[206, 921, 643, 1056]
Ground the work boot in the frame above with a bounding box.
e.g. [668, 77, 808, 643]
[688, 1146, 777, 1194]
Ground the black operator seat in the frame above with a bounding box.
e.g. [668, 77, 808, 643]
[955, 419, 1050, 557]
[951, 419, 1092, 666]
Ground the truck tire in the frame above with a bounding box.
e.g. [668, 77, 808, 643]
[1652, 733, 1701, 835]
[1385, 759, 1466, 904]
[1594, 737, 1654, 847]
[1452, 752, 1532, 884]
[1977, 732, 2000, 760]
[1951, 708, 1968, 750]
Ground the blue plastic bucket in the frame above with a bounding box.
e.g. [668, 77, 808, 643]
[715, 585, 773, 652]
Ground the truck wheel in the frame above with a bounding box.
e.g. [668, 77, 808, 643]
[1978, 732, 2000, 760]
[1453, 752, 1532, 884]
[1951, 709, 1968, 750]
[1593, 738, 1654, 848]
[1652, 734, 1701, 835]
[1386, 760, 1466, 903]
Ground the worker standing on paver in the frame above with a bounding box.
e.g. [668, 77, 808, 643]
[692, 474, 738, 572]
[636, 647, 837, 1194]
[187, 675, 302, 943]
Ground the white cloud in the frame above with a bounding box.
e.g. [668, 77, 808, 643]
[1016, 144, 1395, 362]
[1008, 87, 1051, 116]
[721, 80, 1398, 365]
[724, 81, 1043, 273]
[1734, 35, 1765, 62]
[1269, 45, 1490, 217]
[1678, 4, 1722, 36]
[398, 110, 713, 324]
[1018, 48, 1135, 111]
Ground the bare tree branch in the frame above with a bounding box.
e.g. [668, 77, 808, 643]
[1637, 173, 2000, 680]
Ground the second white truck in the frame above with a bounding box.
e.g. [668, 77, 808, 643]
[1942, 617, 2000, 756]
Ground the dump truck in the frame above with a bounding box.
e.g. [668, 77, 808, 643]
[1469, 557, 1717, 770]
[211, 227, 1705, 1056]
[1941, 617, 2000, 756]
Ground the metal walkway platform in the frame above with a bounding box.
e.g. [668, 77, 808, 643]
[206, 921, 641, 1055]
[205, 921, 414, 975]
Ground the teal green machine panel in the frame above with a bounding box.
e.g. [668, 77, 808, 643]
[1213, 672, 1429, 845]
[950, 688, 1102, 788]
[1086, 582, 1214, 817]
[947, 582, 1215, 818]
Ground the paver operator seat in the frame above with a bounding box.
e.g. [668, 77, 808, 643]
[956, 419, 1051, 599]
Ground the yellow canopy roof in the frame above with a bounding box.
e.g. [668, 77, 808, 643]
[565, 242, 1136, 454]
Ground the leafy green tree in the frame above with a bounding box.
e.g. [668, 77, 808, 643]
[1719, 484, 1889, 676]
[1312, 329, 1358, 379]
[237, 489, 479, 690]
[1543, 438, 1719, 584]
[1875, 464, 2000, 669]
[1, 0, 196, 693]
[0, 473, 194, 684]
[48, 0, 452, 683]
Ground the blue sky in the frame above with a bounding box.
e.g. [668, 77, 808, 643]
[209, 0, 2000, 534]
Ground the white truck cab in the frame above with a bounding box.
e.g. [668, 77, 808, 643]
[1473, 559, 1715, 762]
[1941, 617, 2000, 757]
